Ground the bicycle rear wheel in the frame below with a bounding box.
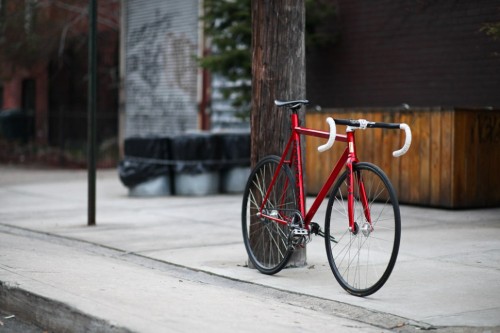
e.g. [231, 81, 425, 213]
[242, 155, 296, 275]
[325, 162, 400, 296]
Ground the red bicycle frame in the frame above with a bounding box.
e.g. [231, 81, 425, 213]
[258, 112, 372, 233]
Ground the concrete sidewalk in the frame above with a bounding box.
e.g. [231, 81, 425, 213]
[0, 166, 499, 332]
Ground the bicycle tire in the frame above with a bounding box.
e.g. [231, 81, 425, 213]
[242, 155, 296, 275]
[325, 162, 401, 297]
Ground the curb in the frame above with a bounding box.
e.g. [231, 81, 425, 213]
[1, 224, 499, 333]
[0, 282, 133, 333]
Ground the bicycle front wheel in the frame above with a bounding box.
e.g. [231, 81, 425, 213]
[242, 155, 297, 275]
[325, 162, 401, 297]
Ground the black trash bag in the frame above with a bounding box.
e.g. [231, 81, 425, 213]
[217, 132, 250, 169]
[118, 137, 171, 187]
[0, 109, 34, 142]
[171, 133, 223, 174]
[118, 159, 169, 187]
[124, 137, 170, 159]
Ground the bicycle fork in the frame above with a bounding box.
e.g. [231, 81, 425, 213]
[346, 130, 372, 235]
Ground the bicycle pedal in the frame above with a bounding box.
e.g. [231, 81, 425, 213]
[310, 222, 321, 235]
[292, 228, 308, 236]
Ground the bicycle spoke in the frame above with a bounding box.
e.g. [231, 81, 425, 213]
[242, 156, 296, 274]
[325, 163, 400, 296]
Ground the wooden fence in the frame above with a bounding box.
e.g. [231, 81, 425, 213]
[305, 108, 500, 208]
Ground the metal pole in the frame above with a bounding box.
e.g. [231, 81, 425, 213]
[87, 0, 97, 226]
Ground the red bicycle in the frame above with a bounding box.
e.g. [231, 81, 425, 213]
[242, 99, 412, 297]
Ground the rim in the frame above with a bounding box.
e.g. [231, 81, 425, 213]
[327, 165, 399, 294]
[244, 159, 296, 271]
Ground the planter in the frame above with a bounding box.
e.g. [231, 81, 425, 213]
[305, 108, 500, 208]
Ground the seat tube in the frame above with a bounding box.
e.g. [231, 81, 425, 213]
[291, 112, 306, 216]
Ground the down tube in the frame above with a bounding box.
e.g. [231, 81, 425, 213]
[304, 147, 349, 225]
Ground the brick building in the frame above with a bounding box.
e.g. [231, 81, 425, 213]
[0, 0, 119, 146]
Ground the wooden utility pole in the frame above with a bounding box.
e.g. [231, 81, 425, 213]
[251, 1, 306, 163]
[251, 0, 306, 266]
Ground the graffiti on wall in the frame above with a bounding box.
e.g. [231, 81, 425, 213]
[126, 6, 198, 137]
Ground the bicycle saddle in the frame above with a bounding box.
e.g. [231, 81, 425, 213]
[274, 99, 309, 110]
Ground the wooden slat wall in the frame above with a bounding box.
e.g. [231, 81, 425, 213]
[304, 108, 500, 208]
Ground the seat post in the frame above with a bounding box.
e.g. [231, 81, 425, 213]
[291, 111, 300, 129]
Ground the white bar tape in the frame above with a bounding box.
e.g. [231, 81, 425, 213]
[392, 123, 412, 157]
[318, 117, 336, 153]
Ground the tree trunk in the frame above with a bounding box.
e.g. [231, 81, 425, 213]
[251, 0, 306, 267]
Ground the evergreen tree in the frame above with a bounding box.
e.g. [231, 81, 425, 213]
[200, 0, 252, 117]
[200, 0, 336, 118]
